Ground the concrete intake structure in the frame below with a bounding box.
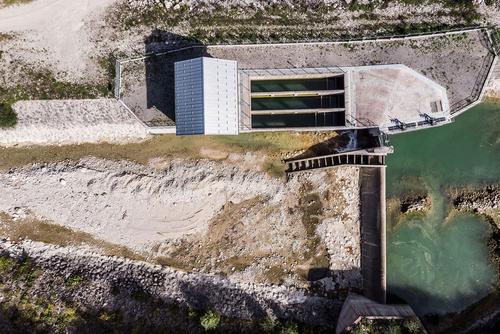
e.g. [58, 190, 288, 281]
[171, 57, 451, 136]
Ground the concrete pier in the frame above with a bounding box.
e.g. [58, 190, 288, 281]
[360, 167, 387, 304]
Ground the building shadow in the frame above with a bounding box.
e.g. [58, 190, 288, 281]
[144, 30, 212, 123]
[307, 267, 363, 302]
[285, 128, 383, 162]
[387, 284, 500, 334]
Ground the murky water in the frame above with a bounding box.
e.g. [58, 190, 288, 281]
[386, 103, 499, 315]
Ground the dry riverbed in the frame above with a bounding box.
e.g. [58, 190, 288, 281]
[0, 155, 361, 291]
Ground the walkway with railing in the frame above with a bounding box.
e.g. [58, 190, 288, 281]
[285, 149, 389, 173]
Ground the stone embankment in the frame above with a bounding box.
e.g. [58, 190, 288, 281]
[0, 157, 362, 290]
[0, 99, 149, 147]
[0, 239, 341, 328]
[394, 185, 499, 217]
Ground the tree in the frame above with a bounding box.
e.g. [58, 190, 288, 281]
[0, 102, 17, 128]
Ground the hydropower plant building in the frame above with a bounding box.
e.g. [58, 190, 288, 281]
[174, 57, 450, 136]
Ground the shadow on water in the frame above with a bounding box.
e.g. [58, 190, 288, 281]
[387, 287, 500, 334]
[144, 30, 211, 122]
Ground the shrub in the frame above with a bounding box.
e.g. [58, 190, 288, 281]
[280, 322, 299, 334]
[260, 317, 277, 332]
[66, 274, 83, 288]
[200, 309, 220, 331]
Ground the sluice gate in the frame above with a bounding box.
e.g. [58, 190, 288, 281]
[285, 149, 389, 174]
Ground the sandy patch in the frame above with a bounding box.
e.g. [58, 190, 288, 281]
[0, 99, 149, 147]
[0, 157, 285, 252]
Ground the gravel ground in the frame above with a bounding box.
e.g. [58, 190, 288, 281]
[0, 99, 149, 147]
[121, 30, 493, 124]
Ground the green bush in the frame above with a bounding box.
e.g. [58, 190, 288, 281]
[280, 322, 299, 334]
[65, 274, 83, 288]
[200, 310, 220, 331]
[260, 317, 277, 332]
[0, 102, 17, 128]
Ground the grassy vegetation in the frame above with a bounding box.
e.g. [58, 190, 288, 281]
[0, 43, 117, 127]
[65, 274, 83, 289]
[0, 212, 145, 261]
[0, 0, 33, 7]
[348, 0, 378, 12]
[108, 0, 482, 44]
[350, 318, 425, 334]
[0, 66, 113, 128]
[200, 309, 221, 331]
[490, 28, 500, 55]
[0, 102, 17, 127]
[0, 32, 14, 42]
[0, 255, 80, 332]
[0, 131, 329, 176]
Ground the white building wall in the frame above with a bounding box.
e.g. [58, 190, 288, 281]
[174, 57, 238, 136]
[174, 58, 204, 135]
[203, 58, 239, 135]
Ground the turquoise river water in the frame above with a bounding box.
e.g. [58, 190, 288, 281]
[386, 103, 500, 315]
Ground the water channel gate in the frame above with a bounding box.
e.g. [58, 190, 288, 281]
[285, 149, 386, 173]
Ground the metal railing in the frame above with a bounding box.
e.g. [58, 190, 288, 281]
[450, 51, 496, 115]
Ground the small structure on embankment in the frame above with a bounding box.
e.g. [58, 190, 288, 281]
[336, 293, 422, 334]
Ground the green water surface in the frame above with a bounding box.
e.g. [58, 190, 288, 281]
[386, 103, 499, 315]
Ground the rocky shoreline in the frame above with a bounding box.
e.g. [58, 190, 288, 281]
[392, 184, 499, 218]
[450, 184, 499, 216]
